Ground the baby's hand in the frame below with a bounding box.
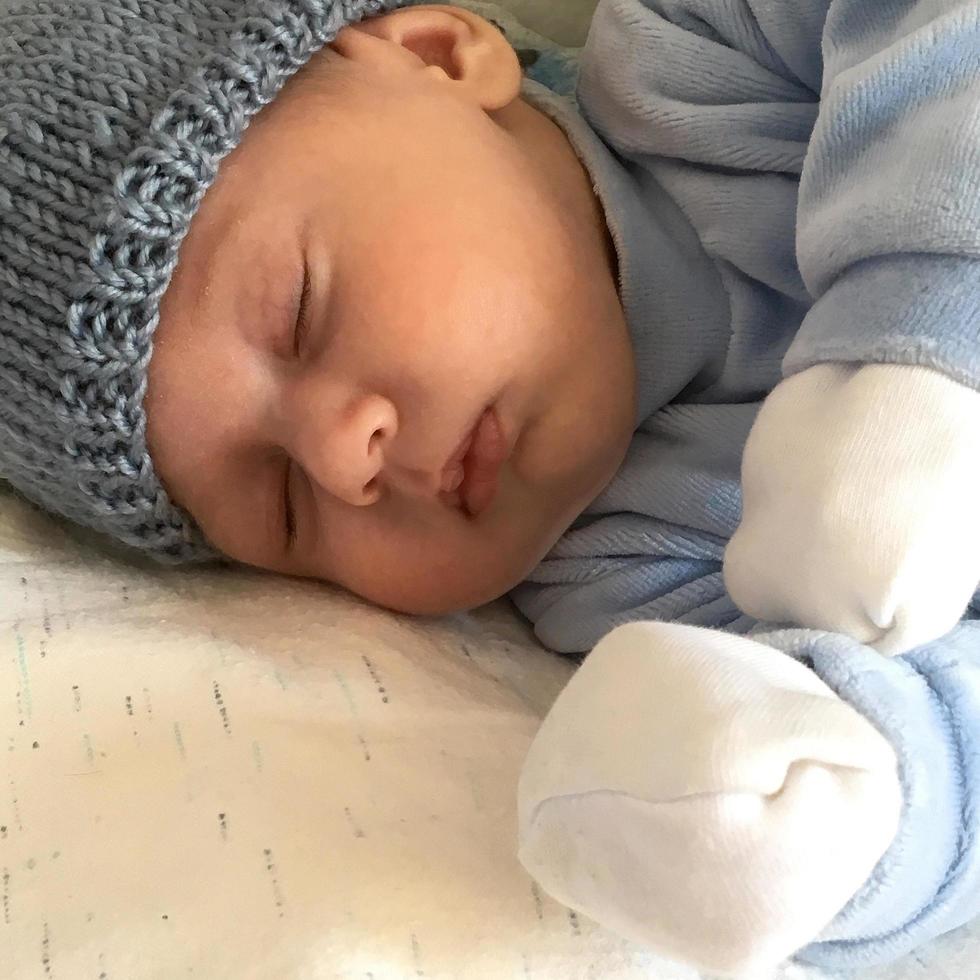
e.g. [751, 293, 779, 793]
[724, 363, 980, 656]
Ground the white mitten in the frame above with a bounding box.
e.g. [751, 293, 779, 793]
[518, 621, 901, 978]
[724, 363, 980, 656]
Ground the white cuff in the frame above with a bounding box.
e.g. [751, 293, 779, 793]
[724, 363, 980, 656]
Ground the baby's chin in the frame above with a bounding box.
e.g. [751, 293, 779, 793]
[351, 505, 569, 618]
[378, 539, 551, 616]
[354, 564, 521, 617]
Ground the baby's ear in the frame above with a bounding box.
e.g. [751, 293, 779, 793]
[331, 4, 522, 111]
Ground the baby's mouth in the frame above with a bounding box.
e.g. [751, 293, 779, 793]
[457, 408, 510, 517]
[440, 423, 479, 494]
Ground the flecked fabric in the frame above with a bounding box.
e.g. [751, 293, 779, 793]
[510, 0, 980, 970]
[0, 0, 398, 562]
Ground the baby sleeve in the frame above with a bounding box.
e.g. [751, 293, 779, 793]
[587, 0, 980, 375]
[786, 0, 980, 384]
[715, 0, 980, 652]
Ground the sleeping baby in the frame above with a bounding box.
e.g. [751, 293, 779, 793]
[1, 0, 978, 975]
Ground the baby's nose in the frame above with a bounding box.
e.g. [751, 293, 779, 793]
[295, 392, 398, 508]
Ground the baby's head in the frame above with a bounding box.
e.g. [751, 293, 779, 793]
[0, 1, 635, 616]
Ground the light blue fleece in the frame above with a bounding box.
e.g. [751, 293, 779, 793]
[509, 0, 980, 971]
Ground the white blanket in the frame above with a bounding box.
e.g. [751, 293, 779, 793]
[0, 487, 676, 979]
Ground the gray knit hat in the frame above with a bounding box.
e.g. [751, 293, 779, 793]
[0, 0, 399, 563]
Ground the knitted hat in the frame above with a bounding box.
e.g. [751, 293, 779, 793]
[0, 0, 400, 563]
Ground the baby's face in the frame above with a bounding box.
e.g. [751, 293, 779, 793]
[145, 7, 635, 616]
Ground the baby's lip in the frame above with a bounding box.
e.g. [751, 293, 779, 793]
[439, 408, 486, 493]
[439, 412, 484, 493]
[437, 406, 510, 515]
[459, 408, 509, 517]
